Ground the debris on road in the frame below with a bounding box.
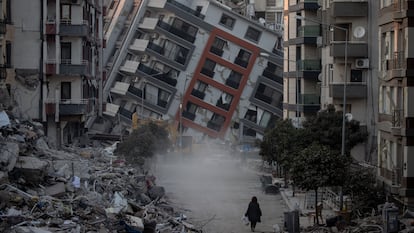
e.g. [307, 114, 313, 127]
[0, 111, 202, 233]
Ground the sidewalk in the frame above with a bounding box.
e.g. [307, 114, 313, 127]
[280, 187, 338, 228]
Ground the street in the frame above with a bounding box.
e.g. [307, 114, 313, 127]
[153, 149, 288, 233]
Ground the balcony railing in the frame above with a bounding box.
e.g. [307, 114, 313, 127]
[331, 1, 368, 17]
[297, 59, 321, 71]
[167, 0, 205, 19]
[60, 60, 91, 76]
[297, 25, 320, 37]
[128, 85, 143, 98]
[45, 98, 91, 115]
[191, 89, 205, 99]
[119, 107, 133, 120]
[157, 21, 196, 43]
[330, 42, 368, 58]
[298, 94, 320, 105]
[392, 109, 404, 127]
[174, 56, 186, 65]
[60, 20, 89, 37]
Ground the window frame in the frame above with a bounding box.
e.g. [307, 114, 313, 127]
[245, 26, 261, 42]
[219, 14, 235, 29]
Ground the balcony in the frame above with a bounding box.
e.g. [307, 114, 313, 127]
[147, 41, 165, 55]
[225, 79, 240, 89]
[45, 99, 90, 116]
[207, 121, 222, 132]
[200, 68, 215, 78]
[166, 0, 205, 19]
[234, 57, 248, 68]
[157, 21, 196, 43]
[127, 85, 143, 98]
[137, 63, 159, 76]
[119, 107, 133, 121]
[255, 92, 272, 104]
[330, 42, 368, 58]
[394, 0, 408, 19]
[174, 56, 186, 65]
[330, 82, 367, 99]
[191, 89, 205, 100]
[297, 94, 320, 112]
[389, 51, 405, 70]
[210, 46, 224, 57]
[392, 109, 404, 128]
[182, 111, 196, 121]
[331, 1, 368, 17]
[60, 20, 88, 37]
[297, 25, 320, 37]
[60, 60, 91, 76]
[297, 59, 321, 71]
[45, 21, 56, 35]
[289, 0, 320, 11]
[262, 69, 283, 84]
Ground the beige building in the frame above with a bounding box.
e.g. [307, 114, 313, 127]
[284, 0, 379, 161]
[377, 0, 414, 206]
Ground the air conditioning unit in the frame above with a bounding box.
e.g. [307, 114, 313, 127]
[355, 58, 369, 69]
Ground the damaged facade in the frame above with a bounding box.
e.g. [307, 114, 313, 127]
[92, 0, 284, 145]
[7, 0, 103, 148]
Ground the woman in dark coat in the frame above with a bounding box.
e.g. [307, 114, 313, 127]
[245, 196, 262, 232]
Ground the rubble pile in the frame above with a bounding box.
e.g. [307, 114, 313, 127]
[0, 111, 201, 233]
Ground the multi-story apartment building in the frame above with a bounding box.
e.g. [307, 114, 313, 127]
[0, 0, 13, 109]
[283, 0, 322, 127]
[377, 0, 414, 206]
[96, 0, 284, 146]
[284, 0, 379, 161]
[10, 0, 103, 147]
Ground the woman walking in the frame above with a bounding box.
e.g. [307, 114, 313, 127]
[245, 196, 262, 232]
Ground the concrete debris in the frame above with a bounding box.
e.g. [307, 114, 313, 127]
[0, 110, 202, 233]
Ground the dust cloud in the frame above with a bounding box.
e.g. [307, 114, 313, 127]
[150, 144, 287, 233]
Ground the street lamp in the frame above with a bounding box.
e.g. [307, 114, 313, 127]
[296, 15, 348, 210]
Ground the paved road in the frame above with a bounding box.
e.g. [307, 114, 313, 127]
[152, 151, 287, 233]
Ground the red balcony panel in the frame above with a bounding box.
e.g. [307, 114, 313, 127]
[45, 103, 56, 115]
[46, 23, 56, 35]
[46, 63, 56, 75]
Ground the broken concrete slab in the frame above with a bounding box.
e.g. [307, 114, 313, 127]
[148, 186, 165, 200]
[44, 182, 66, 197]
[0, 142, 19, 171]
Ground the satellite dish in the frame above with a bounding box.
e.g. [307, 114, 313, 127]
[345, 113, 353, 121]
[353, 26, 366, 39]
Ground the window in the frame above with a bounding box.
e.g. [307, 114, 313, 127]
[350, 70, 363, 82]
[6, 0, 11, 23]
[235, 49, 251, 68]
[266, 0, 276, 7]
[172, 18, 198, 37]
[61, 4, 71, 21]
[245, 27, 261, 42]
[219, 14, 235, 29]
[212, 37, 226, 50]
[201, 59, 216, 77]
[61, 82, 71, 100]
[61, 42, 71, 63]
[195, 81, 208, 92]
[259, 111, 272, 127]
[186, 102, 198, 114]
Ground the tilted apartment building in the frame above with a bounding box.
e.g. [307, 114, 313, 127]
[95, 0, 284, 145]
[0, 0, 13, 108]
[10, 0, 103, 147]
